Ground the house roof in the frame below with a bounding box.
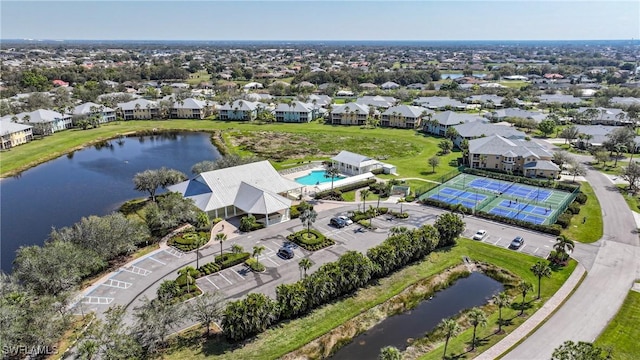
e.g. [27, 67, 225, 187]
[233, 182, 292, 214]
[380, 81, 400, 89]
[469, 134, 552, 158]
[382, 105, 431, 118]
[524, 160, 560, 171]
[331, 150, 379, 167]
[219, 100, 260, 111]
[453, 122, 526, 139]
[331, 102, 370, 115]
[412, 96, 466, 109]
[275, 101, 312, 113]
[577, 107, 627, 122]
[167, 160, 300, 213]
[465, 94, 504, 105]
[117, 98, 158, 110]
[356, 95, 396, 108]
[73, 102, 115, 115]
[539, 94, 583, 104]
[0, 118, 32, 136]
[432, 111, 484, 126]
[16, 109, 69, 123]
[173, 98, 208, 109]
[490, 108, 547, 123]
[307, 94, 332, 106]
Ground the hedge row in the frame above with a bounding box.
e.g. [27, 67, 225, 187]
[197, 262, 222, 277]
[421, 198, 473, 215]
[290, 203, 315, 219]
[462, 167, 580, 192]
[286, 229, 335, 251]
[216, 252, 251, 269]
[314, 178, 376, 200]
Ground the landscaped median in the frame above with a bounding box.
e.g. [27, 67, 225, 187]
[595, 288, 640, 360]
[163, 239, 577, 360]
[286, 229, 335, 251]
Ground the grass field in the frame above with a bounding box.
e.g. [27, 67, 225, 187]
[595, 289, 640, 360]
[186, 70, 212, 86]
[0, 120, 460, 182]
[164, 239, 576, 360]
[617, 184, 640, 212]
[562, 182, 603, 243]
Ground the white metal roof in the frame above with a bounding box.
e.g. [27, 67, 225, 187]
[233, 182, 292, 214]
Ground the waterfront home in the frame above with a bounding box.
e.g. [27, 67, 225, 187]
[168, 161, 301, 226]
[14, 109, 72, 135]
[72, 102, 117, 123]
[170, 98, 212, 119]
[274, 101, 317, 123]
[117, 99, 159, 120]
[468, 135, 559, 178]
[218, 100, 261, 121]
[0, 117, 33, 149]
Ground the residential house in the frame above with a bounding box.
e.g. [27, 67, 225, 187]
[331, 150, 383, 175]
[380, 81, 400, 90]
[0, 117, 33, 149]
[452, 122, 526, 147]
[274, 101, 317, 123]
[412, 96, 468, 111]
[329, 103, 370, 125]
[117, 99, 159, 120]
[243, 82, 264, 90]
[245, 93, 273, 102]
[170, 98, 212, 119]
[610, 97, 640, 107]
[356, 95, 397, 108]
[218, 100, 261, 121]
[423, 111, 483, 136]
[15, 109, 72, 135]
[72, 102, 117, 124]
[538, 94, 583, 106]
[335, 90, 355, 97]
[407, 83, 427, 90]
[468, 135, 559, 178]
[572, 125, 640, 151]
[167, 161, 301, 225]
[380, 105, 431, 129]
[486, 108, 547, 123]
[577, 107, 630, 126]
[307, 94, 332, 107]
[464, 94, 505, 108]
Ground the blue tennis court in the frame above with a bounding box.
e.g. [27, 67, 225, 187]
[467, 178, 552, 202]
[497, 200, 552, 216]
[488, 207, 547, 225]
[429, 188, 488, 209]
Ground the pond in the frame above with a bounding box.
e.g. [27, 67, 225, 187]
[0, 132, 221, 273]
[331, 272, 504, 360]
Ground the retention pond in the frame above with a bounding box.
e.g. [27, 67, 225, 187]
[331, 272, 504, 360]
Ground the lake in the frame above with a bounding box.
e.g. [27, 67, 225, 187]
[331, 272, 504, 360]
[0, 132, 221, 273]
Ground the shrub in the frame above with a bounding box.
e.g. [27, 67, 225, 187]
[358, 219, 376, 229]
[568, 202, 581, 214]
[196, 262, 221, 277]
[404, 195, 415, 202]
[378, 207, 388, 214]
[239, 215, 263, 232]
[556, 213, 573, 228]
[314, 179, 376, 199]
[245, 258, 266, 272]
[215, 252, 251, 269]
[169, 231, 209, 252]
[421, 198, 473, 214]
[575, 192, 587, 204]
[287, 230, 335, 251]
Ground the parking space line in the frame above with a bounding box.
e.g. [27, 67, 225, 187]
[230, 269, 245, 280]
[102, 279, 132, 289]
[164, 247, 184, 258]
[147, 256, 166, 265]
[533, 247, 539, 254]
[520, 244, 527, 251]
[205, 276, 219, 289]
[494, 238, 502, 245]
[272, 240, 282, 248]
[219, 272, 233, 284]
[265, 256, 280, 266]
[82, 296, 114, 305]
[121, 265, 151, 276]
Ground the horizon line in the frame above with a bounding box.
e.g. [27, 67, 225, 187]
[3, 38, 637, 42]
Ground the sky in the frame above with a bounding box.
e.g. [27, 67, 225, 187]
[1, 1, 639, 41]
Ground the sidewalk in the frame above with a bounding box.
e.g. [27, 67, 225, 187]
[475, 263, 587, 359]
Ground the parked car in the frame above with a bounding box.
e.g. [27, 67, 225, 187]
[509, 236, 525, 250]
[330, 217, 347, 228]
[338, 215, 353, 226]
[277, 246, 295, 259]
[472, 230, 487, 240]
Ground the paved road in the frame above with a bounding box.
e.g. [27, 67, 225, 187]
[501, 143, 640, 359]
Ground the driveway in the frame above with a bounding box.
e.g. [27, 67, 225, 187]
[499, 141, 640, 359]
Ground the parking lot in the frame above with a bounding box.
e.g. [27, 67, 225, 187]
[461, 226, 554, 259]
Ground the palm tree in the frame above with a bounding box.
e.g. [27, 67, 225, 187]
[554, 235, 575, 258]
[300, 209, 318, 235]
[439, 318, 461, 359]
[252, 245, 266, 264]
[325, 166, 340, 191]
[389, 226, 409, 237]
[215, 232, 227, 258]
[492, 292, 511, 333]
[378, 346, 402, 360]
[298, 258, 312, 279]
[231, 244, 243, 254]
[77, 340, 99, 360]
[518, 281, 533, 315]
[530, 261, 552, 299]
[468, 307, 488, 351]
[361, 189, 370, 212]
[178, 266, 196, 294]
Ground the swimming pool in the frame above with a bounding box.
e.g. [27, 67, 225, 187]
[295, 170, 345, 185]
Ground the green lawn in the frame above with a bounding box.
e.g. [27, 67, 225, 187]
[616, 184, 640, 212]
[498, 80, 528, 89]
[1, 120, 459, 183]
[595, 290, 640, 360]
[187, 70, 212, 86]
[591, 160, 629, 176]
[562, 182, 603, 243]
[164, 239, 576, 360]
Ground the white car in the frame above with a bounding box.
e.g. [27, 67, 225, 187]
[338, 215, 353, 226]
[472, 230, 487, 240]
